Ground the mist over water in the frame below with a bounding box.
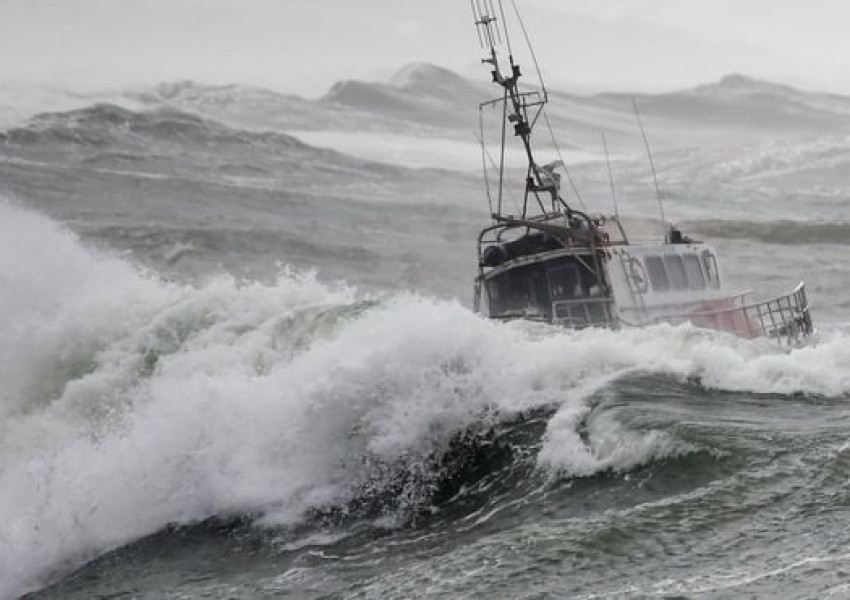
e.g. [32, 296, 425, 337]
[1, 66, 850, 598]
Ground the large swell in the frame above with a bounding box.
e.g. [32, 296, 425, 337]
[3, 202, 850, 597]
[688, 218, 850, 246]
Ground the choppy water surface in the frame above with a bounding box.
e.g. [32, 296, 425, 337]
[2, 75, 850, 599]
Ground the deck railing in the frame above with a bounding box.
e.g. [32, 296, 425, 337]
[552, 298, 617, 328]
[492, 284, 813, 346]
[686, 283, 812, 345]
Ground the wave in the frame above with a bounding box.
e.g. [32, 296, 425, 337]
[0, 103, 309, 152]
[0, 101, 442, 188]
[3, 203, 850, 598]
[686, 219, 850, 246]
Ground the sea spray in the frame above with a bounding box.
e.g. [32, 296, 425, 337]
[3, 204, 850, 598]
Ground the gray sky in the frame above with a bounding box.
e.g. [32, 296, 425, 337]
[1, 0, 848, 97]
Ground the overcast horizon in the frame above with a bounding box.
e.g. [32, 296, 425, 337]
[2, 0, 849, 98]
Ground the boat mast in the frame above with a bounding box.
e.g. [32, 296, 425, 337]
[471, 0, 562, 220]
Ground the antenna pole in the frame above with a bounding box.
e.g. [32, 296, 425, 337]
[472, 0, 565, 220]
[498, 89, 507, 216]
[601, 132, 619, 219]
[478, 110, 494, 218]
[632, 97, 667, 241]
[509, 0, 547, 101]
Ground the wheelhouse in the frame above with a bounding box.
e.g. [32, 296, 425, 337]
[474, 214, 623, 328]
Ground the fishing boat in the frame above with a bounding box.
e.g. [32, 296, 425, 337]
[469, 2, 813, 345]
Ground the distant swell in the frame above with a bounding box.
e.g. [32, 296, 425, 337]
[0, 103, 308, 150]
[686, 219, 850, 246]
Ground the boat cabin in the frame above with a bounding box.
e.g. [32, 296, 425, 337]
[475, 215, 618, 328]
[474, 217, 812, 344]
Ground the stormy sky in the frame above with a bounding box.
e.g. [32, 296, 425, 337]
[1, 0, 847, 96]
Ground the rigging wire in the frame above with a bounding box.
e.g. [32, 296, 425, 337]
[498, 89, 508, 216]
[541, 108, 587, 212]
[496, 0, 514, 57]
[488, 0, 503, 45]
[601, 132, 619, 218]
[478, 109, 494, 218]
[632, 96, 667, 240]
[509, 0, 589, 214]
[478, 106, 523, 217]
[470, 0, 485, 48]
[509, 0, 548, 100]
[475, 127, 522, 216]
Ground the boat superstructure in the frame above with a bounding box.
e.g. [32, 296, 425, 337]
[469, 1, 813, 345]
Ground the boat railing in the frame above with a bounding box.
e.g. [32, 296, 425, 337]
[663, 283, 813, 345]
[728, 290, 754, 307]
[476, 212, 626, 260]
[552, 297, 618, 328]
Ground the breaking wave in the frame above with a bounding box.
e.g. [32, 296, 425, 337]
[2, 203, 850, 598]
[687, 219, 850, 246]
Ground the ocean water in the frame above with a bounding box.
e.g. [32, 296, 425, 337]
[1, 77, 850, 599]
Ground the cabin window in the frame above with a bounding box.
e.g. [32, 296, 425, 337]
[702, 250, 720, 288]
[486, 266, 551, 316]
[683, 254, 706, 289]
[645, 256, 670, 292]
[548, 265, 581, 301]
[664, 255, 688, 291]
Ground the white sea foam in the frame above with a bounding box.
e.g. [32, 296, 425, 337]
[1, 202, 850, 598]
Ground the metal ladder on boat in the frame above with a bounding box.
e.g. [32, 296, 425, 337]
[617, 252, 647, 323]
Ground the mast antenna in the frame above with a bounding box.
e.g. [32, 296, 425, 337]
[632, 97, 667, 241]
[471, 0, 511, 55]
[471, 0, 562, 219]
[509, 0, 547, 101]
[601, 132, 619, 219]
